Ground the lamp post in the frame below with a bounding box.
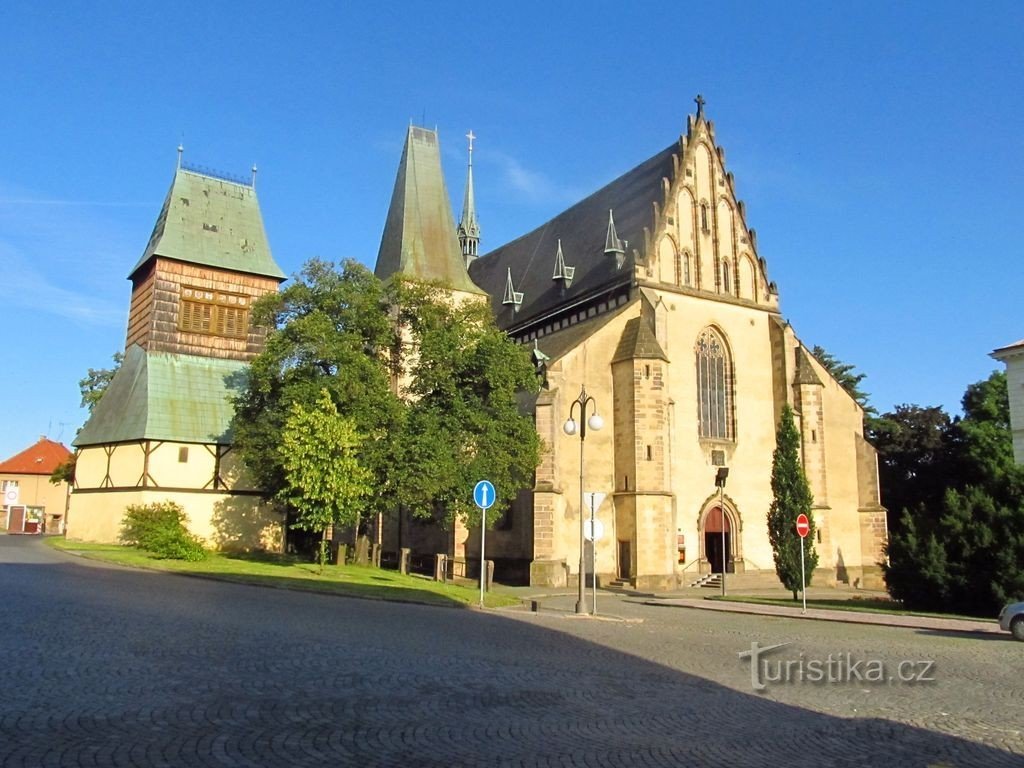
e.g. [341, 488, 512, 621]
[564, 384, 603, 615]
[715, 467, 729, 596]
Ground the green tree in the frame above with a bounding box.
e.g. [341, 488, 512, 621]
[767, 405, 818, 599]
[810, 344, 876, 416]
[882, 370, 1024, 615]
[390, 278, 541, 529]
[278, 390, 373, 572]
[231, 259, 403, 527]
[79, 351, 123, 413]
[867, 404, 953, 534]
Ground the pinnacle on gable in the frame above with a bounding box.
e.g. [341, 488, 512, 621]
[552, 239, 575, 287]
[503, 267, 524, 311]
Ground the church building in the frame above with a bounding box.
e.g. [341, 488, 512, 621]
[68, 99, 887, 592]
[374, 100, 887, 590]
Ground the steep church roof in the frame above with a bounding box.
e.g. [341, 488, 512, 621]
[129, 166, 285, 281]
[469, 144, 677, 329]
[0, 437, 71, 475]
[375, 126, 483, 294]
[74, 345, 247, 447]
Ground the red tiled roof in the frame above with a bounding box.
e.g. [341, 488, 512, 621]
[0, 438, 72, 475]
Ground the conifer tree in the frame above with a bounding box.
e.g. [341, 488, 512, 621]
[767, 405, 818, 599]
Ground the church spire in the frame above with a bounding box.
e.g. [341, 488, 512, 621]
[457, 130, 481, 267]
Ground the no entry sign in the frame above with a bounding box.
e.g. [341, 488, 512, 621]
[795, 513, 810, 539]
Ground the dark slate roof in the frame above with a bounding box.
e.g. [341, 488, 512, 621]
[375, 126, 483, 294]
[469, 143, 678, 330]
[795, 347, 824, 386]
[611, 317, 669, 364]
[529, 301, 634, 364]
[74, 345, 248, 447]
[129, 168, 285, 281]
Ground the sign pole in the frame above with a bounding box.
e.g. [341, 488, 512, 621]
[480, 503, 486, 608]
[473, 480, 496, 609]
[591, 494, 597, 616]
[800, 535, 806, 615]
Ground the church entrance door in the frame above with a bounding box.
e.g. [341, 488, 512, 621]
[703, 506, 732, 574]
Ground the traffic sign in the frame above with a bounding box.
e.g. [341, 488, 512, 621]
[583, 491, 606, 512]
[795, 513, 810, 539]
[584, 518, 605, 542]
[473, 480, 495, 510]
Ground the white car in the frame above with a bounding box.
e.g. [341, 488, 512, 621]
[999, 601, 1024, 640]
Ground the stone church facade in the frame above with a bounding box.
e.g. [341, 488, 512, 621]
[69, 100, 887, 590]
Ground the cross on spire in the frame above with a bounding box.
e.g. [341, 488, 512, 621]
[695, 93, 706, 118]
[466, 130, 476, 156]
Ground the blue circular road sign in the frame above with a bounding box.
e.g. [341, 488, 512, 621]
[474, 480, 496, 510]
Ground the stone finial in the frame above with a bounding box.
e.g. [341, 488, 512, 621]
[695, 93, 706, 119]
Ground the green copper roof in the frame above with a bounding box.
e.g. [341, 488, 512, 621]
[129, 167, 286, 281]
[374, 126, 484, 294]
[74, 345, 247, 446]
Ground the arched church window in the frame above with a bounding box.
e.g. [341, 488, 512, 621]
[674, 252, 682, 286]
[700, 203, 710, 233]
[722, 261, 731, 294]
[683, 252, 691, 286]
[696, 327, 734, 440]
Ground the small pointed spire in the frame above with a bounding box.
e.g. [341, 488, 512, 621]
[604, 210, 625, 268]
[458, 130, 481, 267]
[177, 143, 184, 169]
[552, 238, 575, 287]
[502, 267, 524, 310]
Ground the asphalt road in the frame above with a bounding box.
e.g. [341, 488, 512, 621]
[1, 536, 1021, 767]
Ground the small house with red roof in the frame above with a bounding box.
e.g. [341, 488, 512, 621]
[0, 437, 72, 534]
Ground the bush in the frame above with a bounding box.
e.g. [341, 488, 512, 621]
[120, 501, 206, 561]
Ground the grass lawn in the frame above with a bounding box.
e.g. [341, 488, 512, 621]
[708, 595, 994, 623]
[47, 538, 518, 609]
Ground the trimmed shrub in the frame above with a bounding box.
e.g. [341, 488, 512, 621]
[120, 501, 206, 561]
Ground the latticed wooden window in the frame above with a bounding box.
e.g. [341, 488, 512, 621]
[180, 287, 249, 339]
[696, 327, 733, 439]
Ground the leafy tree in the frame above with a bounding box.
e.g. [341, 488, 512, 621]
[390, 278, 541, 529]
[867, 404, 953, 534]
[767, 405, 818, 599]
[231, 259, 403, 525]
[278, 390, 373, 572]
[810, 345, 876, 416]
[882, 370, 1024, 615]
[50, 454, 76, 485]
[79, 352, 124, 413]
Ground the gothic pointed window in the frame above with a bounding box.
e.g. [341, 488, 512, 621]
[722, 261, 731, 294]
[700, 202, 710, 233]
[696, 327, 734, 440]
[683, 252, 691, 286]
[674, 252, 682, 286]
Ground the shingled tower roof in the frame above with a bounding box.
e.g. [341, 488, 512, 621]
[129, 165, 285, 281]
[375, 126, 483, 294]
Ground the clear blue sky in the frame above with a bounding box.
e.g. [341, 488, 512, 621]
[1, 1, 1021, 460]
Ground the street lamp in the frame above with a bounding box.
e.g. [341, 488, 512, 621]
[564, 384, 603, 615]
[715, 467, 729, 596]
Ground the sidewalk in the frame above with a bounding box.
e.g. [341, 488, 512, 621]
[641, 596, 1002, 635]
[492, 583, 1002, 635]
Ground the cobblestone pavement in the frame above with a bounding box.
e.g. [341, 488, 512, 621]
[2, 537, 1022, 767]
